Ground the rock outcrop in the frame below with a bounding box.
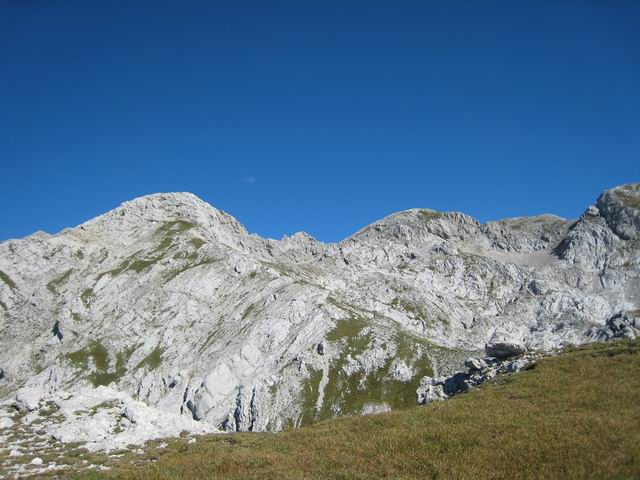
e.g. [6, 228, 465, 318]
[599, 310, 640, 340]
[485, 342, 527, 359]
[417, 348, 540, 405]
[596, 184, 640, 240]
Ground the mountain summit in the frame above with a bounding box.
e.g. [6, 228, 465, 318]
[0, 184, 638, 454]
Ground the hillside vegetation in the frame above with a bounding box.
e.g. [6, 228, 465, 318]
[71, 339, 640, 480]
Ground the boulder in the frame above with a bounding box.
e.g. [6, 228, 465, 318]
[416, 376, 447, 405]
[600, 310, 640, 341]
[443, 372, 470, 395]
[361, 403, 391, 415]
[485, 342, 527, 359]
[584, 205, 600, 217]
[505, 358, 532, 373]
[15, 388, 42, 412]
[464, 357, 487, 371]
[390, 360, 413, 382]
[0, 417, 15, 429]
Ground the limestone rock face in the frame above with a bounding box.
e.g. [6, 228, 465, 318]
[0, 185, 639, 452]
[596, 184, 640, 240]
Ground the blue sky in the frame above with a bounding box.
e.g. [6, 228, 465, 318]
[1, 1, 639, 242]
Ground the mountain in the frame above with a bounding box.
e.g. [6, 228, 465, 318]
[0, 184, 639, 455]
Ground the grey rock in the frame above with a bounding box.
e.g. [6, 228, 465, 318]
[0, 417, 15, 429]
[15, 389, 41, 412]
[464, 357, 487, 371]
[596, 184, 640, 240]
[361, 403, 391, 415]
[485, 342, 527, 359]
[390, 360, 414, 382]
[443, 372, 470, 395]
[416, 376, 448, 405]
[417, 351, 540, 404]
[505, 358, 531, 373]
[599, 310, 640, 340]
[584, 205, 600, 218]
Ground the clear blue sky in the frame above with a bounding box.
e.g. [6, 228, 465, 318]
[1, 1, 639, 242]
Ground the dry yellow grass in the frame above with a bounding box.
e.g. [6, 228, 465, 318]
[69, 339, 640, 480]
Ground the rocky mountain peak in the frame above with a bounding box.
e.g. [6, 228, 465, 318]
[345, 208, 479, 248]
[596, 183, 640, 240]
[74, 192, 249, 251]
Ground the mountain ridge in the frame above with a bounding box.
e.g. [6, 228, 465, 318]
[0, 190, 575, 246]
[3, 183, 637, 248]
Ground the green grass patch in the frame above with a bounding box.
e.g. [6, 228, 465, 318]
[65, 342, 137, 387]
[395, 331, 434, 378]
[162, 257, 218, 283]
[188, 238, 206, 249]
[66, 342, 100, 370]
[127, 258, 158, 273]
[0, 270, 16, 289]
[616, 185, 640, 210]
[308, 337, 432, 423]
[307, 303, 433, 422]
[80, 288, 95, 307]
[390, 297, 425, 319]
[300, 369, 324, 425]
[262, 261, 319, 287]
[135, 347, 165, 371]
[417, 209, 443, 222]
[151, 220, 196, 254]
[95, 221, 197, 280]
[96, 260, 132, 282]
[46, 269, 74, 294]
[199, 326, 223, 353]
[241, 302, 258, 321]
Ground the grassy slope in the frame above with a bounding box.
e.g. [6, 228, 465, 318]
[73, 339, 640, 480]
